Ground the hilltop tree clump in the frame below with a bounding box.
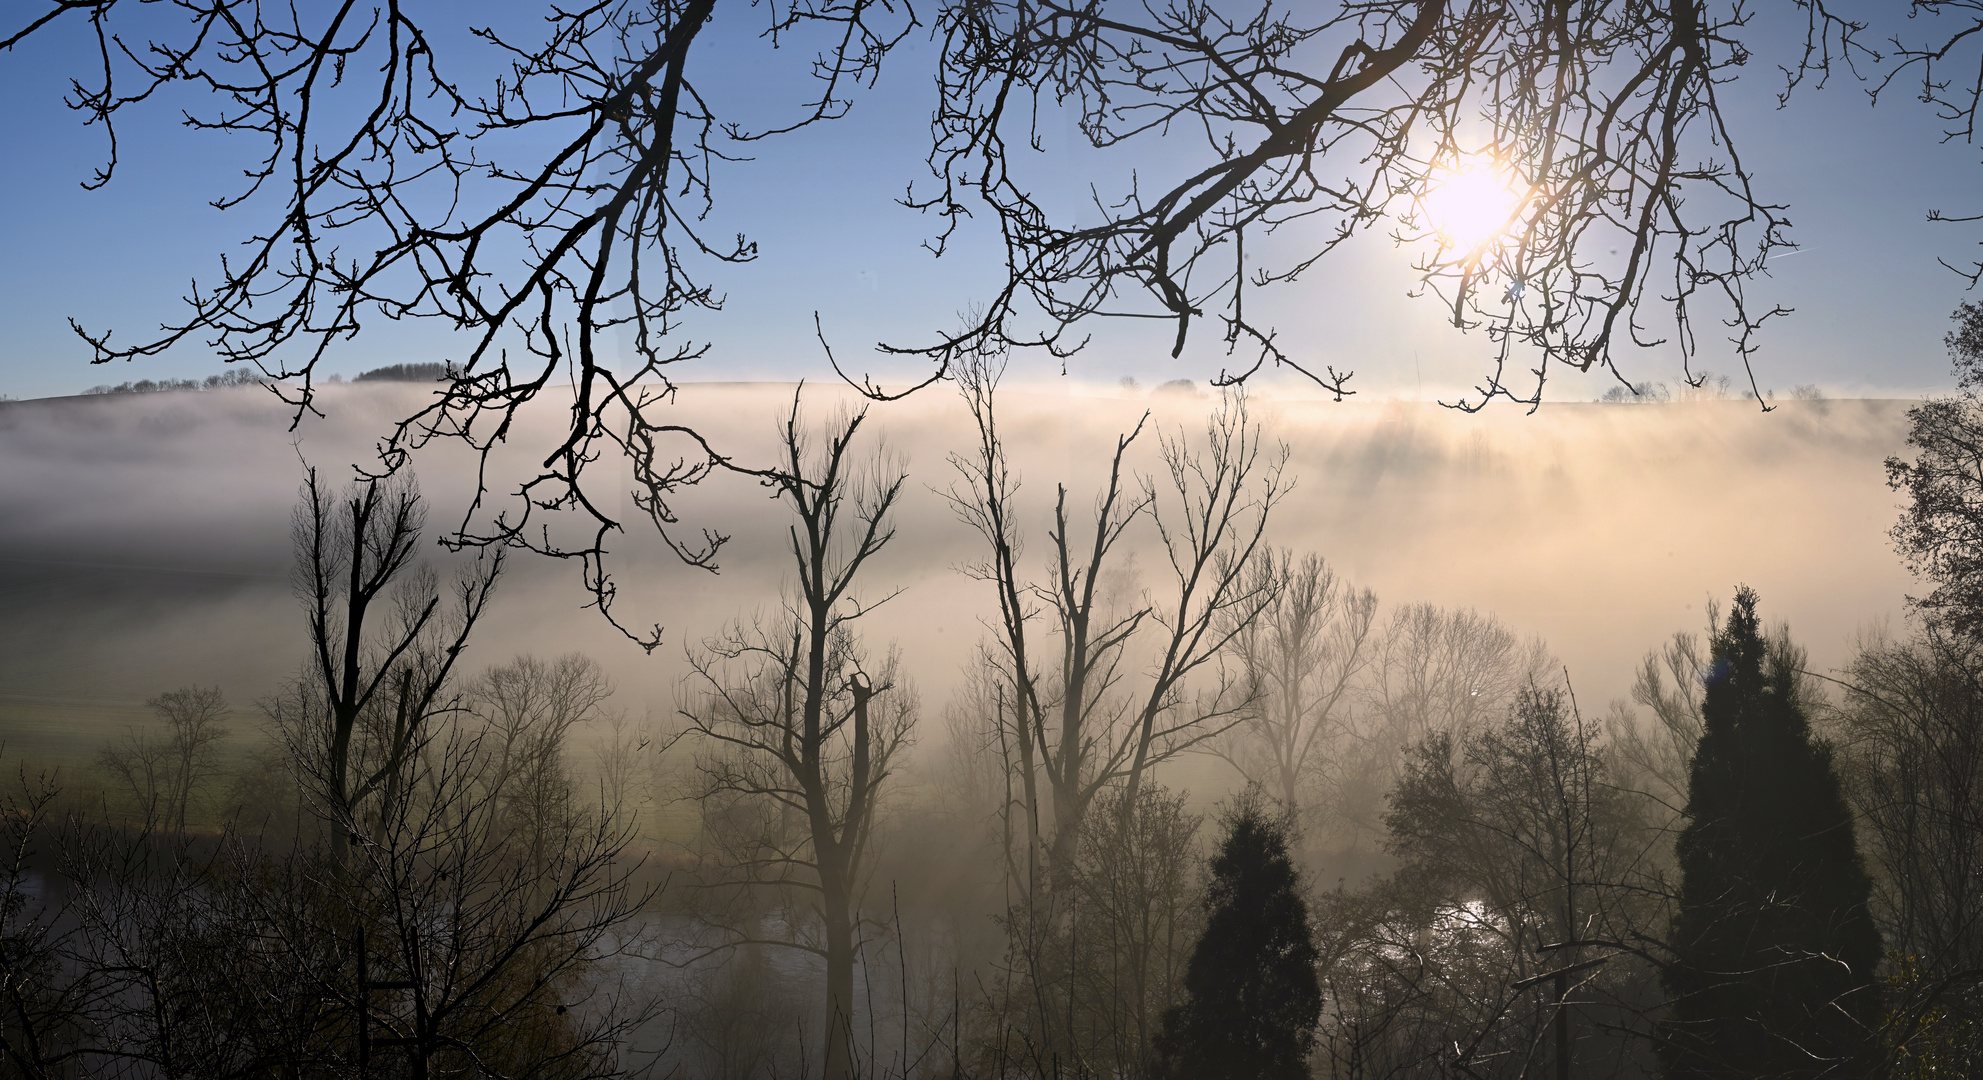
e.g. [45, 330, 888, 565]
[1664, 587, 1881, 1080]
[1151, 792, 1321, 1080]
[82, 368, 266, 396]
[354, 362, 449, 383]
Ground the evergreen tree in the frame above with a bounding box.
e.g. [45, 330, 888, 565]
[1151, 792, 1321, 1080]
[1664, 588, 1882, 1079]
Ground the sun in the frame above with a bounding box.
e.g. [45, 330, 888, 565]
[1421, 160, 1523, 252]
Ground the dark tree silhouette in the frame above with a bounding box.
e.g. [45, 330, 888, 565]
[1836, 629, 1983, 1078]
[286, 467, 501, 845]
[898, 0, 1879, 409]
[1663, 587, 1881, 1080]
[947, 363, 1282, 906]
[1151, 792, 1321, 1080]
[1881, 5, 1983, 287]
[3, 0, 916, 648]
[1889, 302, 1983, 642]
[683, 394, 916, 1080]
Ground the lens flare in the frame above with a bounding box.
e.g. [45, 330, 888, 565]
[1422, 161, 1522, 252]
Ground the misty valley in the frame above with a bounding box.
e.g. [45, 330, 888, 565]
[1, 367, 1973, 1080]
[19, 0, 1983, 1075]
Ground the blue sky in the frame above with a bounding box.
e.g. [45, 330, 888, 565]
[3, 2, 1982, 403]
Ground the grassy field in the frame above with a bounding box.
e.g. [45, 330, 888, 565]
[2, 697, 159, 769]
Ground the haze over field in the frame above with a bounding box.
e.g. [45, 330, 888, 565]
[0, 381, 1918, 771]
[22, 0, 1983, 1074]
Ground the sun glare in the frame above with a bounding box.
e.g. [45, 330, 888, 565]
[1422, 161, 1522, 252]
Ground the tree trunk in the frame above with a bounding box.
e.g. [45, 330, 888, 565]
[1554, 967, 1571, 1080]
[1048, 772, 1083, 896]
[822, 887, 856, 1080]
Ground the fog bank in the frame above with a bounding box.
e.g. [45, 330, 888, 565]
[0, 382, 1917, 769]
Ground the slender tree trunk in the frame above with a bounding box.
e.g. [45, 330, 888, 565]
[822, 878, 856, 1080]
[1554, 967, 1571, 1080]
[1048, 765, 1083, 895]
[1012, 692, 1043, 904]
[1556, 842, 1575, 1080]
[1280, 676, 1302, 813]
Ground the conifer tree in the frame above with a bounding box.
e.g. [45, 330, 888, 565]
[1151, 792, 1321, 1080]
[1664, 587, 1882, 1080]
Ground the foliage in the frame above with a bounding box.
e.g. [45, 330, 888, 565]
[1151, 792, 1320, 1080]
[1664, 587, 1882, 1080]
[354, 363, 449, 384]
[1375, 685, 1661, 1079]
[1881, 953, 1983, 1080]
[1889, 302, 1983, 642]
[81, 369, 266, 396]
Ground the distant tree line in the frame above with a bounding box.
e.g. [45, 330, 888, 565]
[1593, 376, 1830, 405]
[75, 363, 445, 399]
[82, 367, 267, 396]
[351, 363, 449, 384]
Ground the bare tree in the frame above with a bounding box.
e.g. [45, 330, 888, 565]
[949, 360, 1283, 904]
[6, 2, 1903, 664]
[98, 685, 231, 833]
[319, 694, 657, 1080]
[1332, 604, 1555, 853]
[594, 711, 655, 828]
[1067, 782, 1203, 1078]
[946, 356, 1052, 904]
[0, 763, 89, 1080]
[895, 0, 1874, 407]
[285, 467, 501, 844]
[1372, 605, 1554, 747]
[475, 653, 616, 868]
[1212, 549, 1378, 822]
[1881, 5, 1983, 287]
[15, 475, 655, 1080]
[4, 0, 921, 648]
[1381, 686, 1659, 1080]
[948, 365, 1281, 1075]
[682, 394, 916, 1080]
[69, 674, 655, 1080]
[1605, 628, 1713, 840]
[935, 658, 1016, 830]
[1833, 628, 1983, 1074]
[1, 472, 644, 1080]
